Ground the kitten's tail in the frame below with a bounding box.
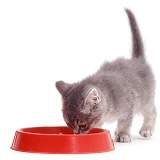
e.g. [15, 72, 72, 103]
[125, 8, 145, 59]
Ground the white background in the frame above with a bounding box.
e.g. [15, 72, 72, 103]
[0, 0, 160, 159]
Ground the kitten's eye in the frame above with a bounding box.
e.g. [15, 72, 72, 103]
[79, 124, 87, 129]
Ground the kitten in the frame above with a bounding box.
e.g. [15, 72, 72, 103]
[55, 9, 157, 142]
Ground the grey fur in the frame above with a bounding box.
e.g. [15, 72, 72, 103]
[125, 8, 144, 58]
[55, 9, 157, 142]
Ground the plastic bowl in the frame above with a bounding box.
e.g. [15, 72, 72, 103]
[11, 126, 114, 154]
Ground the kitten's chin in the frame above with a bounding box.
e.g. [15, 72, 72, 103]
[73, 129, 90, 134]
[81, 130, 90, 134]
[73, 123, 102, 134]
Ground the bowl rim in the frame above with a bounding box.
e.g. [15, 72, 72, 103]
[16, 126, 110, 137]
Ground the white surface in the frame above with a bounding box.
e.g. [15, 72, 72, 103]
[0, 0, 160, 159]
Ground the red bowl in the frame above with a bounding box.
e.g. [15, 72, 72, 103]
[11, 126, 114, 154]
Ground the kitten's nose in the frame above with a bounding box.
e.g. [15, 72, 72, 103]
[76, 119, 87, 130]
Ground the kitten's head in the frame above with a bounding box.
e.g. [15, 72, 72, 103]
[55, 81, 104, 134]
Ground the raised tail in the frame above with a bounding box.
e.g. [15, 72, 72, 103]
[125, 8, 145, 59]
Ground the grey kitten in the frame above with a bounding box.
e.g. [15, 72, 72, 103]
[55, 9, 157, 142]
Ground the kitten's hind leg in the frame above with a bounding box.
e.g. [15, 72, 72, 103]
[115, 112, 133, 143]
[139, 105, 157, 138]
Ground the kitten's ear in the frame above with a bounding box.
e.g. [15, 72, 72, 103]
[85, 88, 101, 105]
[55, 81, 70, 94]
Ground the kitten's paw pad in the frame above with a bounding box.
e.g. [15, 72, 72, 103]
[115, 133, 131, 143]
[139, 128, 153, 138]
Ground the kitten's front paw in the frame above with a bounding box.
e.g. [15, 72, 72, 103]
[139, 128, 153, 138]
[115, 133, 131, 143]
